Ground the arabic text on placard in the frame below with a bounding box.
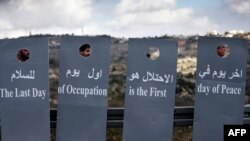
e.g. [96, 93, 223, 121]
[198, 64, 243, 80]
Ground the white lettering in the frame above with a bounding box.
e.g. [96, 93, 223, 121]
[65, 84, 107, 98]
[221, 84, 241, 94]
[241, 129, 246, 136]
[235, 129, 241, 136]
[149, 87, 167, 97]
[228, 129, 235, 136]
[32, 88, 46, 100]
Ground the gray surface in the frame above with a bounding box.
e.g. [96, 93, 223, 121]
[56, 36, 110, 141]
[0, 37, 50, 141]
[193, 37, 248, 141]
[122, 38, 178, 141]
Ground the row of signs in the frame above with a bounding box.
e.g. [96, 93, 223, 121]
[0, 36, 248, 141]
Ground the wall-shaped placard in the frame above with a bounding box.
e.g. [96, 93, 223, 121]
[193, 37, 248, 141]
[0, 37, 50, 141]
[56, 36, 110, 141]
[122, 38, 178, 141]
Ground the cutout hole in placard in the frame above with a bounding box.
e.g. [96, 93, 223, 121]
[79, 43, 91, 57]
[217, 44, 230, 58]
[17, 49, 30, 62]
[147, 47, 160, 60]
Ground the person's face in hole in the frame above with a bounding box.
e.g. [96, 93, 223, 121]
[22, 49, 30, 56]
[217, 46, 226, 57]
[80, 47, 91, 57]
[18, 49, 30, 62]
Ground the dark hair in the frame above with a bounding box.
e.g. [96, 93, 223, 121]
[217, 44, 226, 49]
[79, 44, 91, 52]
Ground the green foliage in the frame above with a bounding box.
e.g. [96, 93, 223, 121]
[107, 128, 123, 141]
[108, 63, 126, 107]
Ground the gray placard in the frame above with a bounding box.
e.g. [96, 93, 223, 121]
[56, 36, 110, 141]
[122, 38, 178, 141]
[193, 37, 248, 141]
[0, 37, 50, 141]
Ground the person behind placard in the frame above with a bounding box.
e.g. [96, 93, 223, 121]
[217, 44, 227, 57]
[146, 47, 160, 60]
[17, 49, 30, 62]
[79, 44, 91, 57]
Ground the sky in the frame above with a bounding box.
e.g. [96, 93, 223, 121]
[0, 0, 249, 38]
